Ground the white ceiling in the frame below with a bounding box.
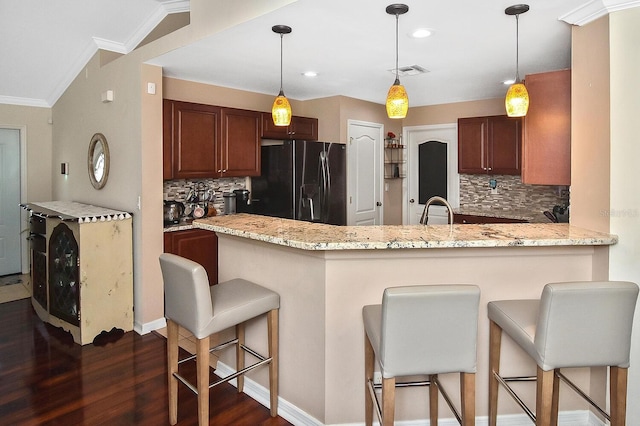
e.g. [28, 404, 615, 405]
[0, 0, 632, 109]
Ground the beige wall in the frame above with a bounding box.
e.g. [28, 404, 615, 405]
[608, 7, 640, 423]
[404, 98, 505, 126]
[0, 104, 53, 202]
[48, 0, 301, 331]
[571, 16, 611, 232]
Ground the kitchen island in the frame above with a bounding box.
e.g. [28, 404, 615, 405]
[193, 214, 616, 425]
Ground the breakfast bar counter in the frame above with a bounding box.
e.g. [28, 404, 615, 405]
[193, 215, 616, 425]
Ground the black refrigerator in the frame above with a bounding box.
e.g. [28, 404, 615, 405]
[251, 140, 347, 225]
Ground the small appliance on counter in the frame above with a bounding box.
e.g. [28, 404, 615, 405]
[163, 200, 185, 225]
[223, 192, 236, 215]
[234, 189, 251, 213]
[543, 205, 569, 223]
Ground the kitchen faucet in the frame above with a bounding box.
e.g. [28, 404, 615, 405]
[420, 196, 454, 227]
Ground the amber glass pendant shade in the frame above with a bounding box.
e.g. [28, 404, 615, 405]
[272, 92, 292, 126]
[386, 81, 409, 119]
[272, 25, 293, 126]
[505, 82, 529, 117]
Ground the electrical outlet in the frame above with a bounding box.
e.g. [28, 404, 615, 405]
[491, 188, 498, 195]
[373, 372, 382, 385]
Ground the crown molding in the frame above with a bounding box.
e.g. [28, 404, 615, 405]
[0, 95, 50, 108]
[560, 0, 640, 25]
[156, 0, 190, 14]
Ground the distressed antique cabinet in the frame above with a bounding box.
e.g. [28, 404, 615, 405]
[22, 201, 134, 345]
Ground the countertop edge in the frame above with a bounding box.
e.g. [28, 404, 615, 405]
[192, 215, 618, 251]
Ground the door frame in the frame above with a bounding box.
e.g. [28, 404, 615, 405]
[346, 119, 384, 226]
[1, 125, 29, 274]
[402, 123, 459, 225]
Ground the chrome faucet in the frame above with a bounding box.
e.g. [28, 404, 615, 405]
[420, 196, 454, 225]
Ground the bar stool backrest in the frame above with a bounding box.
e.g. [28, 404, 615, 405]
[160, 253, 214, 338]
[535, 281, 639, 370]
[379, 285, 480, 377]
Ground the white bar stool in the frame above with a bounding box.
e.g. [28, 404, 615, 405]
[159, 253, 280, 426]
[488, 280, 639, 426]
[363, 285, 481, 426]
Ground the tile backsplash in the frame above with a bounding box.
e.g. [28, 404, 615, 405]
[164, 177, 246, 215]
[459, 174, 569, 213]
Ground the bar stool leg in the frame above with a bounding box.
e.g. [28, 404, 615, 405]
[461, 372, 475, 426]
[429, 374, 438, 425]
[167, 319, 179, 425]
[236, 322, 245, 393]
[610, 366, 628, 426]
[551, 369, 560, 426]
[488, 320, 502, 426]
[381, 377, 396, 426]
[536, 367, 554, 426]
[196, 335, 210, 426]
[268, 309, 279, 417]
[364, 333, 374, 426]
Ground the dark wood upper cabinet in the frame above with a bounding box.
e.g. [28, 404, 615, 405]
[260, 113, 318, 141]
[221, 108, 260, 177]
[163, 100, 261, 179]
[164, 99, 221, 179]
[522, 69, 571, 186]
[458, 115, 521, 175]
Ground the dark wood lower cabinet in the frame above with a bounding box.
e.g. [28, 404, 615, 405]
[454, 214, 528, 224]
[164, 229, 218, 286]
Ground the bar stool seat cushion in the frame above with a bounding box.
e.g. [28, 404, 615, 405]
[162, 255, 279, 339]
[488, 281, 638, 371]
[364, 284, 480, 378]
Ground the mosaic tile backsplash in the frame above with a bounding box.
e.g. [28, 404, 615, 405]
[164, 177, 247, 216]
[459, 174, 570, 213]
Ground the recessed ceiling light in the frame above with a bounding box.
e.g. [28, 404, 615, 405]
[411, 28, 432, 38]
[303, 71, 318, 77]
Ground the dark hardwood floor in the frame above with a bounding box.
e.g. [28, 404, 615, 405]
[0, 298, 292, 425]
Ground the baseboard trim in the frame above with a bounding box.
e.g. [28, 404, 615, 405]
[134, 317, 166, 335]
[215, 361, 605, 426]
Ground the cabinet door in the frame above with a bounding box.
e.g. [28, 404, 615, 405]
[489, 115, 521, 175]
[164, 229, 218, 286]
[221, 108, 261, 177]
[458, 117, 487, 174]
[290, 116, 318, 141]
[163, 99, 174, 180]
[260, 113, 319, 141]
[171, 100, 221, 179]
[260, 112, 290, 139]
[522, 69, 571, 185]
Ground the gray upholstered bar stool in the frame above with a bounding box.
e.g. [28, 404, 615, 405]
[363, 285, 481, 426]
[159, 253, 280, 426]
[488, 281, 639, 426]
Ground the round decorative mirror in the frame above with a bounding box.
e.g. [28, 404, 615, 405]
[88, 133, 110, 189]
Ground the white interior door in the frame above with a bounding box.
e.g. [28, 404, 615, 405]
[347, 120, 383, 226]
[404, 124, 459, 225]
[0, 128, 22, 276]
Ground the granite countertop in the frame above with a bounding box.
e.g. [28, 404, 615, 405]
[193, 214, 616, 251]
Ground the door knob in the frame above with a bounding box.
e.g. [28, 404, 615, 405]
[409, 199, 415, 203]
[376, 202, 382, 206]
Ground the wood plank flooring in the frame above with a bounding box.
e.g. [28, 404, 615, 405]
[0, 298, 293, 425]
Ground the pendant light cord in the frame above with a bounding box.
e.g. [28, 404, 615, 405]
[515, 14, 520, 83]
[394, 13, 400, 84]
[279, 34, 284, 95]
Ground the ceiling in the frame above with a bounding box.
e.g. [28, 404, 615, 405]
[0, 0, 627, 109]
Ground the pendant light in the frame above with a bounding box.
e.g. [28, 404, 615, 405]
[385, 4, 409, 119]
[504, 4, 530, 117]
[272, 25, 292, 126]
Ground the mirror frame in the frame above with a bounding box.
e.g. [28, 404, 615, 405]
[87, 133, 110, 190]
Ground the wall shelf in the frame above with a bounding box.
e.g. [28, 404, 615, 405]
[384, 138, 405, 179]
